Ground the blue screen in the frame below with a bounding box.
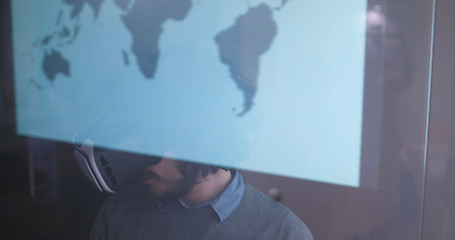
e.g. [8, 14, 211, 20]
[12, 0, 367, 187]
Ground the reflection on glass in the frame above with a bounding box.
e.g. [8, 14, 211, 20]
[1, 0, 447, 239]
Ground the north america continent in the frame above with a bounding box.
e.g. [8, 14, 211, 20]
[215, 4, 277, 116]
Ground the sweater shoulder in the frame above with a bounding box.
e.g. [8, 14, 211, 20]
[243, 184, 292, 215]
[225, 184, 313, 239]
[231, 183, 294, 223]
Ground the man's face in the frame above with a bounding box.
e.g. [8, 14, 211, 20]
[141, 158, 198, 202]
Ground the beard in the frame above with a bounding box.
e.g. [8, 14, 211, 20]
[142, 168, 199, 203]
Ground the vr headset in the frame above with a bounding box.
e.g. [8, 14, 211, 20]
[73, 138, 161, 193]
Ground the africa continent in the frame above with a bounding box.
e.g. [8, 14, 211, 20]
[121, 0, 193, 79]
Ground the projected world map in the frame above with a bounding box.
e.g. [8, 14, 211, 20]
[35, 0, 290, 116]
[13, 0, 367, 187]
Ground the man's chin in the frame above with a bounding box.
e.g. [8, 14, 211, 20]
[145, 185, 181, 203]
[142, 177, 198, 203]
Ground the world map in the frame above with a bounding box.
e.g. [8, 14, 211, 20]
[13, 0, 367, 187]
[36, 0, 289, 115]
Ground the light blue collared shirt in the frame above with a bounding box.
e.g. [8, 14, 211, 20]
[161, 170, 245, 222]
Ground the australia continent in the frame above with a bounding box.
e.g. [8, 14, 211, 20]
[37, 0, 105, 84]
[121, 0, 193, 79]
[42, 49, 71, 81]
[215, 4, 277, 116]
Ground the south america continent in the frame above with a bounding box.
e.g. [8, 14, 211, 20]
[215, 4, 277, 116]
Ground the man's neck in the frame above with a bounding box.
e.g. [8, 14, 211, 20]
[180, 170, 233, 208]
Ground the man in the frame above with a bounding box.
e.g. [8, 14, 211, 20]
[90, 156, 313, 240]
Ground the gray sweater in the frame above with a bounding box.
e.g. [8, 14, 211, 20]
[90, 183, 313, 240]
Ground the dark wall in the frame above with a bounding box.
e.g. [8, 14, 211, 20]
[0, 3, 108, 239]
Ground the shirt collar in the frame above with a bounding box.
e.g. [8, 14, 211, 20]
[163, 170, 245, 222]
[206, 170, 245, 222]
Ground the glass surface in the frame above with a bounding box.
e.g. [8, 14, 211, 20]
[2, 0, 449, 240]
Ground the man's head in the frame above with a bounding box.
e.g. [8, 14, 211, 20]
[141, 157, 224, 202]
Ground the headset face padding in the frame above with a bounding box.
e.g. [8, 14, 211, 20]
[73, 139, 161, 193]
